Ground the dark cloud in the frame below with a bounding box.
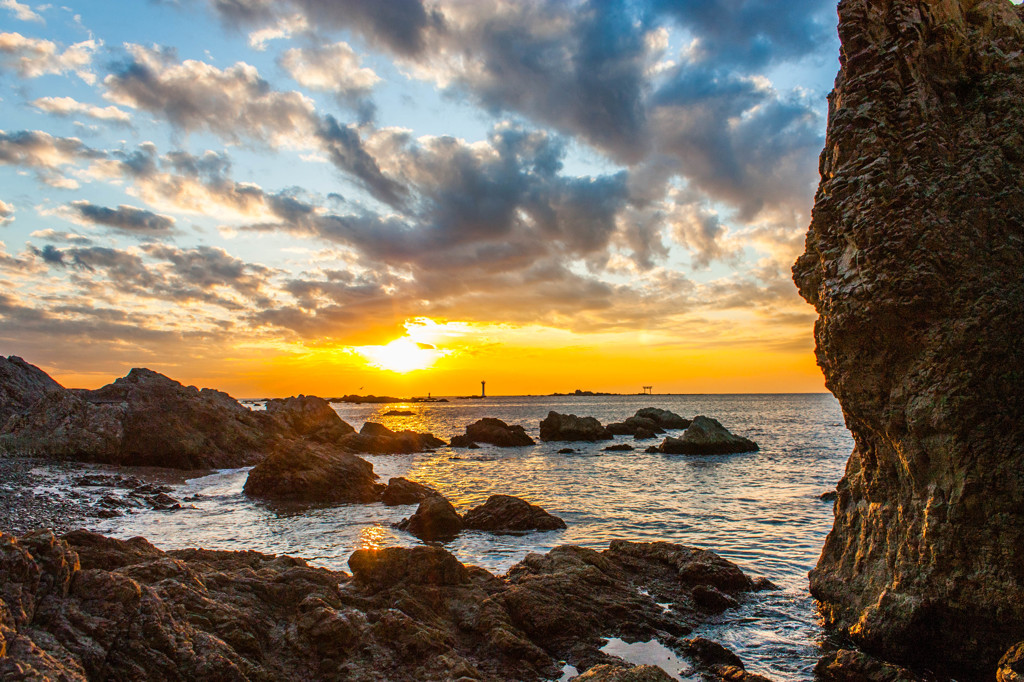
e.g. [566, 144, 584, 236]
[316, 116, 407, 208]
[67, 200, 176, 236]
[0, 129, 105, 187]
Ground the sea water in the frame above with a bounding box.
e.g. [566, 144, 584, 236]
[95, 393, 853, 680]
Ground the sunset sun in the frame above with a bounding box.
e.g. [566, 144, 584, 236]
[352, 337, 449, 373]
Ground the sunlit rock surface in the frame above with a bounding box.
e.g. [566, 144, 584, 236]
[793, 0, 1024, 676]
[0, 531, 760, 681]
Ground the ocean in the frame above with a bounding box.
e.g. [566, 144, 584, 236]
[95, 393, 853, 681]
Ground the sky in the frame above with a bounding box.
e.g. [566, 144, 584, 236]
[0, 0, 842, 397]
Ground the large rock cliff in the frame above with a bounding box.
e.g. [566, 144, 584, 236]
[793, 0, 1024, 676]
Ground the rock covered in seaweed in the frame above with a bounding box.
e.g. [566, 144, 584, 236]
[792, 0, 1024, 676]
[539, 411, 612, 442]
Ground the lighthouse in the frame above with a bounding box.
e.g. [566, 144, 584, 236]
[481, 380, 486, 398]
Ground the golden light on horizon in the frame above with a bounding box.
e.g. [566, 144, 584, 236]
[350, 336, 451, 373]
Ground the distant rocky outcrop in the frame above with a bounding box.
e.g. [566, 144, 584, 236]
[656, 417, 758, 455]
[451, 418, 536, 447]
[462, 495, 566, 532]
[243, 440, 383, 504]
[792, 0, 1024, 677]
[0, 530, 759, 681]
[380, 477, 439, 506]
[539, 411, 612, 442]
[339, 422, 445, 454]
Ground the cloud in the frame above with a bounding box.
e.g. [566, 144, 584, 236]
[104, 45, 318, 147]
[29, 228, 92, 244]
[63, 201, 177, 236]
[279, 41, 380, 116]
[0, 199, 13, 226]
[1, 0, 43, 23]
[0, 129, 105, 187]
[316, 116, 407, 207]
[0, 32, 98, 83]
[30, 96, 131, 123]
[248, 12, 308, 50]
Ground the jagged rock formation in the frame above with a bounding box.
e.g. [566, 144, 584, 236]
[0, 530, 760, 681]
[793, 0, 1024, 676]
[539, 411, 613, 442]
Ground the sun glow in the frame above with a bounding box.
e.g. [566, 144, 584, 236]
[352, 337, 450, 373]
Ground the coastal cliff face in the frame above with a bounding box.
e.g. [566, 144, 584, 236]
[793, 0, 1024, 675]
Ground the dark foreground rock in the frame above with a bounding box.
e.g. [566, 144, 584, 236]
[380, 477, 439, 505]
[462, 495, 566, 532]
[340, 422, 445, 454]
[657, 417, 758, 455]
[539, 411, 612, 442]
[792, 0, 1024, 677]
[0, 530, 760, 681]
[451, 417, 535, 447]
[243, 440, 383, 504]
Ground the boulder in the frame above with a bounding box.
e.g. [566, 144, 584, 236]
[380, 477, 439, 506]
[606, 415, 664, 438]
[341, 422, 445, 454]
[0, 355, 64, 425]
[396, 495, 463, 541]
[349, 545, 469, 589]
[462, 495, 566, 532]
[264, 395, 355, 442]
[538, 412, 612, 442]
[458, 418, 535, 447]
[449, 433, 477, 447]
[792, 0, 1024, 675]
[657, 417, 757, 455]
[243, 439, 383, 504]
[633, 428, 657, 440]
[634, 408, 690, 430]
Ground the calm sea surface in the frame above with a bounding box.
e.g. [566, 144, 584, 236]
[97, 394, 853, 681]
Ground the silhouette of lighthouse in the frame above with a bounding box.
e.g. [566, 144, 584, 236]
[481, 380, 486, 398]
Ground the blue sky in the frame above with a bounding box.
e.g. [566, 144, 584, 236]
[0, 0, 843, 393]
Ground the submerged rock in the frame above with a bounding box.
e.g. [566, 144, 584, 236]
[792, 0, 1024, 676]
[0, 530, 759, 681]
[539, 411, 612, 442]
[396, 495, 464, 541]
[380, 477, 439, 506]
[243, 440, 383, 504]
[462, 495, 566, 532]
[457, 417, 535, 447]
[657, 417, 758, 455]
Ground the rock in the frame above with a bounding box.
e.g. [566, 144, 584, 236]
[684, 637, 743, 669]
[606, 416, 664, 437]
[814, 649, 927, 682]
[603, 443, 634, 452]
[0, 355, 63, 425]
[0, 530, 759, 682]
[792, 0, 1024, 675]
[634, 408, 690, 430]
[750, 577, 778, 592]
[690, 585, 739, 613]
[574, 663, 675, 681]
[73, 473, 142, 488]
[380, 477, 439, 506]
[633, 428, 658, 440]
[462, 495, 566, 532]
[999, 642, 1024, 682]
[243, 439, 383, 504]
[558, 448, 576, 454]
[539, 412, 612, 442]
[396, 495, 463, 541]
[657, 417, 758, 455]
[348, 545, 469, 589]
[340, 422, 446, 454]
[458, 418, 535, 447]
[449, 434, 478, 447]
[383, 409, 414, 416]
[264, 395, 355, 442]
[819, 490, 837, 502]
[0, 390, 125, 460]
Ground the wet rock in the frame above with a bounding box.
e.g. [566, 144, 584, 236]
[462, 495, 566, 532]
[243, 439, 383, 504]
[606, 416, 664, 437]
[130, 483, 174, 496]
[685, 637, 743, 669]
[634, 408, 690, 430]
[657, 417, 758, 455]
[340, 422, 446, 454]
[792, 0, 1024, 675]
[574, 663, 675, 681]
[633, 428, 658, 440]
[819, 490, 837, 502]
[380, 477, 439, 506]
[264, 394, 355, 442]
[539, 412, 612, 442]
[383, 409, 414, 416]
[558, 448, 576, 454]
[449, 434, 477, 447]
[603, 443, 634, 452]
[73, 473, 142, 488]
[145, 492, 181, 511]
[396, 495, 464, 541]
[750, 577, 778, 592]
[457, 417, 535, 447]
[691, 585, 739, 613]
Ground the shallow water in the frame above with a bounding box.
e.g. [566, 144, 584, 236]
[96, 394, 853, 681]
